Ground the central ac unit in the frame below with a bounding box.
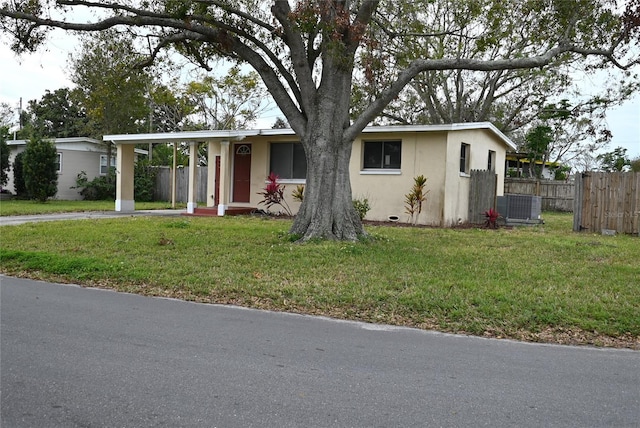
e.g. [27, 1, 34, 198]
[497, 194, 542, 223]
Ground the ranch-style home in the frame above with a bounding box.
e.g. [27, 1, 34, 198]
[5, 137, 114, 200]
[106, 122, 516, 226]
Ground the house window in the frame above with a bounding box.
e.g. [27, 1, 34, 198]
[100, 155, 116, 175]
[270, 142, 307, 179]
[460, 143, 470, 174]
[363, 140, 401, 169]
[56, 153, 62, 173]
[488, 150, 496, 171]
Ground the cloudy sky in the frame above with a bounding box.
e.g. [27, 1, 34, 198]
[1, 28, 638, 159]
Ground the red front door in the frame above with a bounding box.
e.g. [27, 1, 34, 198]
[232, 144, 251, 203]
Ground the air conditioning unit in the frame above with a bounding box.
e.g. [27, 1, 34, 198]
[497, 194, 542, 225]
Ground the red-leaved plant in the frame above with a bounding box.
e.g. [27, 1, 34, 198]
[257, 172, 293, 216]
[484, 208, 500, 229]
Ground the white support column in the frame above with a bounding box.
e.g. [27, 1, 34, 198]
[115, 143, 135, 212]
[171, 142, 177, 209]
[207, 141, 216, 208]
[187, 142, 198, 214]
[218, 140, 230, 216]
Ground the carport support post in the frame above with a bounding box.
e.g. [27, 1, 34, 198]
[207, 141, 216, 208]
[187, 142, 198, 214]
[218, 141, 230, 216]
[115, 143, 135, 212]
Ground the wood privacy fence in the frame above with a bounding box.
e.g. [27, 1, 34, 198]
[503, 178, 574, 211]
[153, 166, 208, 203]
[573, 172, 640, 235]
[468, 169, 497, 224]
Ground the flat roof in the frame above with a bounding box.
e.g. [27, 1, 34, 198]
[8, 137, 102, 146]
[104, 122, 516, 150]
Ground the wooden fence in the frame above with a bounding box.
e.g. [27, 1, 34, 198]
[573, 172, 640, 235]
[468, 169, 497, 224]
[504, 178, 574, 212]
[153, 166, 208, 203]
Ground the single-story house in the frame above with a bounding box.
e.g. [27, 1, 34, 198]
[506, 153, 563, 180]
[105, 122, 516, 226]
[5, 137, 112, 200]
[5, 137, 147, 200]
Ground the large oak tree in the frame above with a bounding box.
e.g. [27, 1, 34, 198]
[2, 0, 638, 240]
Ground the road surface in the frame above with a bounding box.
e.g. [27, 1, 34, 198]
[1, 276, 638, 427]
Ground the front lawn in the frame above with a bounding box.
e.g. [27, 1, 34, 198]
[1, 212, 638, 349]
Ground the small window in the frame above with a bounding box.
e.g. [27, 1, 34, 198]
[100, 155, 116, 175]
[363, 140, 401, 169]
[56, 153, 62, 173]
[460, 143, 470, 174]
[488, 150, 496, 171]
[270, 142, 307, 179]
[236, 144, 251, 155]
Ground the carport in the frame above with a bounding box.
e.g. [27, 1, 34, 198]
[104, 130, 261, 215]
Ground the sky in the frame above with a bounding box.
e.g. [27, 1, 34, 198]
[1, 28, 639, 160]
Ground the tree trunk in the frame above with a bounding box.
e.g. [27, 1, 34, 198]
[290, 125, 365, 242]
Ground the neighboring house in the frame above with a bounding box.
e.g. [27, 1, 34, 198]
[5, 137, 113, 200]
[506, 153, 562, 180]
[106, 122, 515, 226]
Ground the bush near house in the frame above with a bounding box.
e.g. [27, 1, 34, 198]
[23, 136, 58, 202]
[74, 160, 158, 201]
[0, 127, 10, 188]
[11, 152, 28, 198]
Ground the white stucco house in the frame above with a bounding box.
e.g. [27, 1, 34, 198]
[106, 122, 516, 226]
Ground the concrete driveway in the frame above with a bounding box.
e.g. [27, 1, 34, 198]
[0, 209, 184, 226]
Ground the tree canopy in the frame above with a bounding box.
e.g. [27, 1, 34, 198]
[18, 88, 89, 138]
[2, 0, 638, 240]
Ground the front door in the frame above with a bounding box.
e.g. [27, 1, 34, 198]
[232, 144, 251, 203]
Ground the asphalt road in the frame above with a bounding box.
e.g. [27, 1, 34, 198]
[1, 276, 639, 427]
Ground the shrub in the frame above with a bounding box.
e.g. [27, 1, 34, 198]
[484, 208, 500, 229]
[0, 127, 9, 187]
[553, 166, 571, 180]
[12, 151, 28, 198]
[23, 135, 58, 202]
[352, 196, 371, 221]
[74, 161, 157, 202]
[74, 170, 116, 200]
[134, 160, 157, 202]
[257, 172, 292, 216]
[405, 175, 429, 224]
[292, 184, 304, 202]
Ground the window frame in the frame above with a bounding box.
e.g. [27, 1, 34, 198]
[269, 142, 307, 182]
[488, 150, 496, 171]
[361, 140, 402, 173]
[460, 143, 471, 176]
[100, 155, 116, 175]
[55, 152, 62, 173]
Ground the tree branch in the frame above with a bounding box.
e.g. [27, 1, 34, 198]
[271, 1, 317, 115]
[347, 44, 575, 140]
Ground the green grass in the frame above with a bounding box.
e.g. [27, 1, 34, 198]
[1, 211, 638, 348]
[0, 199, 184, 216]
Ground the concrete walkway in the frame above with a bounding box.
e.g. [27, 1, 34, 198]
[0, 209, 184, 226]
